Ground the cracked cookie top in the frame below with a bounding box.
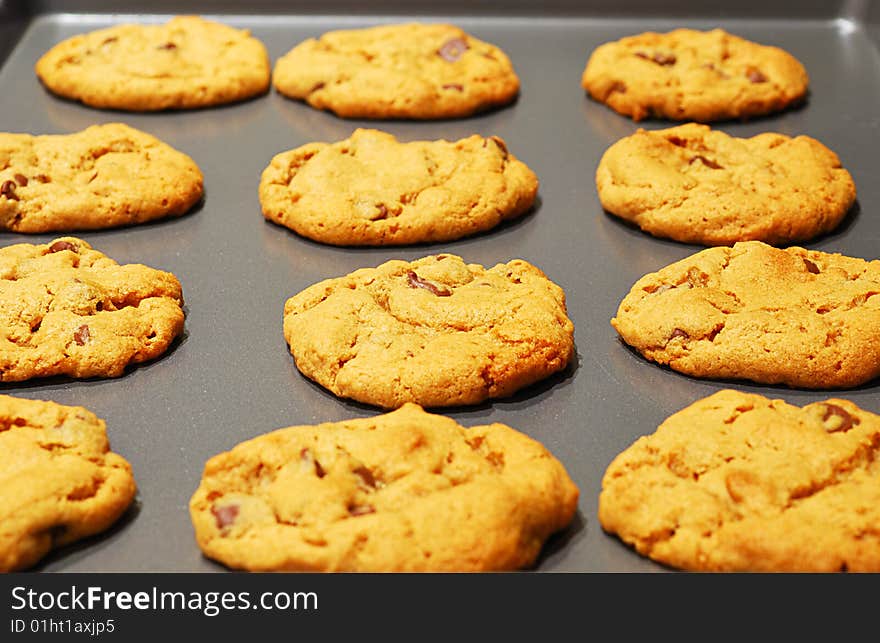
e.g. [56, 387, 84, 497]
[35, 16, 270, 111]
[283, 254, 574, 409]
[272, 23, 520, 119]
[0, 237, 185, 382]
[599, 389, 880, 572]
[189, 403, 579, 571]
[259, 128, 538, 246]
[582, 28, 809, 122]
[0, 123, 204, 232]
[611, 241, 880, 388]
[0, 394, 136, 571]
[596, 123, 856, 246]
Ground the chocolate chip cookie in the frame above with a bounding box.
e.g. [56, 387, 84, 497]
[35, 15, 270, 111]
[1, 394, 136, 572]
[259, 128, 538, 246]
[611, 241, 880, 388]
[283, 254, 575, 408]
[0, 123, 203, 232]
[0, 237, 185, 382]
[596, 123, 856, 245]
[190, 403, 579, 571]
[582, 28, 809, 122]
[272, 23, 520, 119]
[600, 389, 880, 572]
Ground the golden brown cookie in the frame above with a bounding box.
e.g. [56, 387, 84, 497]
[0, 237, 185, 382]
[599, 389, 880, 572]
[272, 23, 520, 119]
[611, 241, 880, 388]
[582, 29, 809, 122]
[35, 16, 270, 111]
[190, 403, 579, 571]
[259, 128, 538, 246]
[0, 394, 136, 572]
[0, 123, 203, 232]
[596, 123, 855, 245]
[283, 254, 575, 409]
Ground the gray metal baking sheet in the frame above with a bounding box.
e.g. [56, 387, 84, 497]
[1, 4, 878, 573]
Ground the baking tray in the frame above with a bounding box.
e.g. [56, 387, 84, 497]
[1, 1, 878, 573]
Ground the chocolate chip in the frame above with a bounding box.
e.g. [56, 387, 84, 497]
[1, 180, 17, 200]
[73, 324, 90, 346]
[49, 240, 77, 253]
[803, 258, 820, 274]
[442, 83, 464, 91]
[353, 465, 376, 489]
[635, 51, 676, 65]
[407, 271, 452, 296]
[670, 328, 689, 339]
[437, 37, 469, 62]
[35, 174, 51, 183]
[486, 452, 504, 468]
[607, 81, 627, 97]
[690, 155, 723, 170]
[667, 136, 688, 148]
[703, 63, 730, 79]
[13, 173, 27, 187]
[101, 36, 118, 45]
[211, 504, 239, 529]
[348, 504, 375, 517]
[822, 404, 858, 433]
[157, 42, 177, 50]
[374, 204, 389, 219]
[746, 67, 767, 83]
[300, 448, 326, 478]
[489, 136, 508, 158]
